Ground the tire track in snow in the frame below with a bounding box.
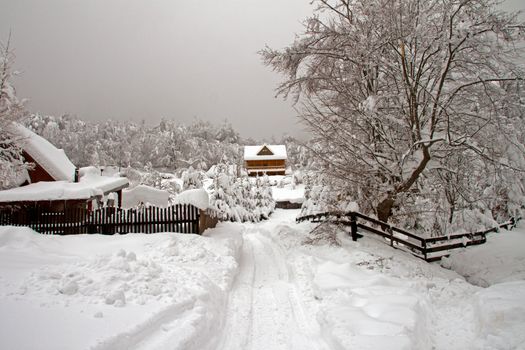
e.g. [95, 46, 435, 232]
[214, 227, 332, 350]
[91, 298, 199, 350]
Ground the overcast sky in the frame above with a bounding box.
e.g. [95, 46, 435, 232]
[1, 0, 523, 140]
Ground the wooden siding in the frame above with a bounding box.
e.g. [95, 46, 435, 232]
[245, 159, 286, 168]
[23, 151, 56, 183]
[245, 159, 286, 176]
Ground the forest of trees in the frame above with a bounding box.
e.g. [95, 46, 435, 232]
[23, 113, 310, 176]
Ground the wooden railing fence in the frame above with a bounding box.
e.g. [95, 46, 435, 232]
[297, 211, 521, 262]
[0, 204, 200, 235]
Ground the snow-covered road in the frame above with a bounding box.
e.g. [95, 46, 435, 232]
[2, 210, 525, 349]
[214, 227, 331, 350]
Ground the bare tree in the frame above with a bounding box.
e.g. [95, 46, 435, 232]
[262, 0, 525, 226]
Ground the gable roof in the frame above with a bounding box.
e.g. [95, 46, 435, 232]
[257, 145, 274, 156]
[10, 123, 76, 182]
[244, 145, 287, 161]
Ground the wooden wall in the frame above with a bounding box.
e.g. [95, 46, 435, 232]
[23, 151, 57, 183]
[245, 159, 286, 168]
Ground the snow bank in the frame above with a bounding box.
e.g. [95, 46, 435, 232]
[260, 211, 444, 349]
[122, 184, 169, 208]
[173, 188, 210, 210]
[263, 210, 489, 350]
[0, 225, 242, 350]
[473, 281, 525, 349]
[0, 226, 43, 250]
[272, 183, 305, 203]
[313, 261, 430, 350]
[441, 226, 525, 287]
[440, 225, 525, 349]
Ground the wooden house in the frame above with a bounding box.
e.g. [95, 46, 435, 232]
[0, 124, 129, 211]
[12, 123, 76, 184]
[244, 145, 287, 176]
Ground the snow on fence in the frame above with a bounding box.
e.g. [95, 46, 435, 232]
[0, 204, 203, 235]
[296, 211, 521, 262]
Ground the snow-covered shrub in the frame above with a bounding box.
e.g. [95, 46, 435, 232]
[300, 173, 358, 217]
[292, 170, 304, 185]
[253, 176, 275, 220]
[140, 164, 163, 188]
[138, 165, 180, 204]
[209, 164, 237, 221]
[209, 164, 275, 222]
[182, 166, 203, 190]
[120, 166, 142, 187]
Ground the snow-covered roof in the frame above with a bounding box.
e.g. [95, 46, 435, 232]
[79, 174, 129, 195]
[0, 181, 102, 202]
[78, 167, 129, 194]
[244, 145, 287, 161]
[0, 173, 129, 203]
[10, 123, 76, 182]
[122, 185, 170, 209]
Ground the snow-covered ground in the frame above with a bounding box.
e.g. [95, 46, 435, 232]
[1, 211, 524, 349]
[272, 183, 305, 204]
[0, 225, 242, 350]
[441, 227, 525, 287]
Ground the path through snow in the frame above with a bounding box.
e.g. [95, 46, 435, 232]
[214, 223, 331, 350]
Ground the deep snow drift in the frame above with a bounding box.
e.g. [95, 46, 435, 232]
[0, 211, 524, 349]
[0, 225, 242, 350]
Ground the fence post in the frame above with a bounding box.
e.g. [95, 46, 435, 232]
[195, 207, 200, 234]
[388, 227, 394, 247]
[350, 212, 358, 241]
[87, 210, 95, 234]
[422, 239, 428, 261]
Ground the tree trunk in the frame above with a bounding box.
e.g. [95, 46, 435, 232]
[376, 146, 432, 223]
[377, 196, 395, 223]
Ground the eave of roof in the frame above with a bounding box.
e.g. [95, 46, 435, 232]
[0, 176, 129, 203]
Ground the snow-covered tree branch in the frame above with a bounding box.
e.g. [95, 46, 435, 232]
[0, 36, 30, 189]
[262, 0, 525, 232]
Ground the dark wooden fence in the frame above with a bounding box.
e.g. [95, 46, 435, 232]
[297, 211, 521, 262]
[0, 204, 200, 235]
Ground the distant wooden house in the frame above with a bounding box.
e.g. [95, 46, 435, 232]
[0, 124, 129, 211]
[244, 145, 287, 176]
